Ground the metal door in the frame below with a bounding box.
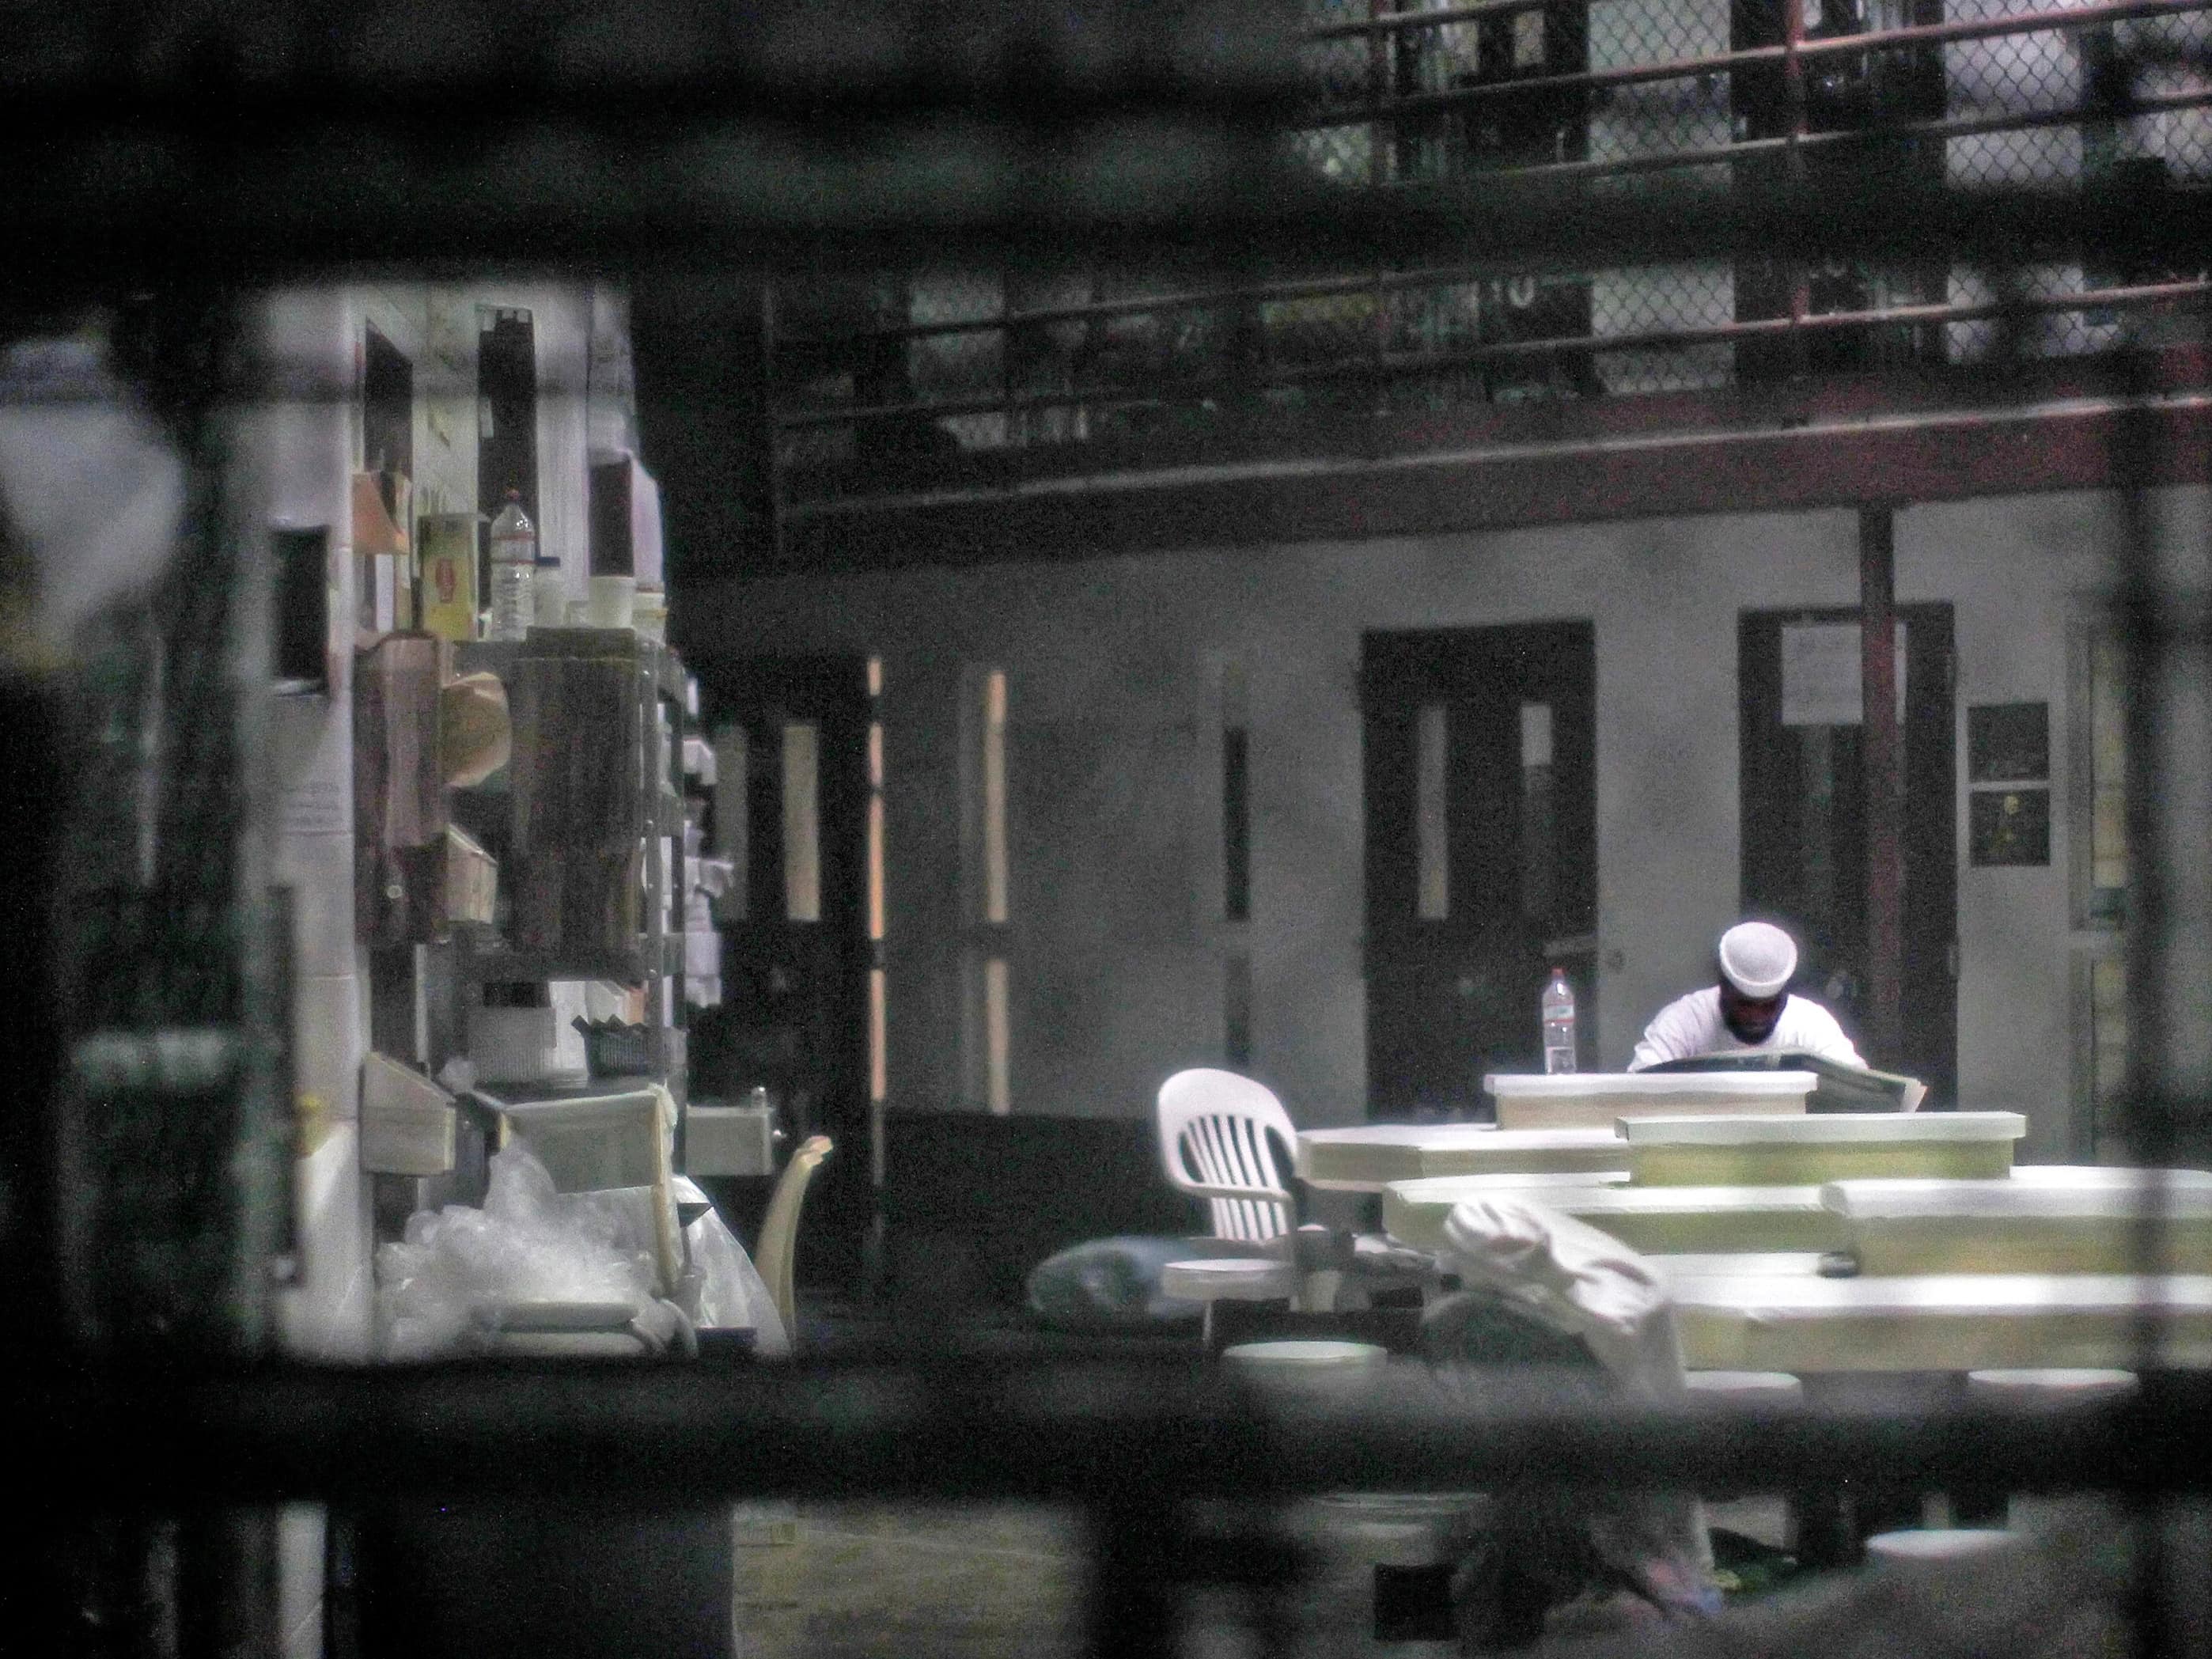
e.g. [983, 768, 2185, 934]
[1738, 604, 1957, 1102]
[1362, 623, 1598, 1117]
[690, 654, 873, 1293]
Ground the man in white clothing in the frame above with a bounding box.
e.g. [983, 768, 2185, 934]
[1627, 920, 1865, 1072]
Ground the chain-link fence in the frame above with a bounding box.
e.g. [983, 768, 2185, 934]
[775, 0, 2212, 475]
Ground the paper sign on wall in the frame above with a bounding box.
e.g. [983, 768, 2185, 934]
[1781, 621, 1907, 726]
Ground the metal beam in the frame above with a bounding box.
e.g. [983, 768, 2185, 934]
[769, 394, 2212, 575]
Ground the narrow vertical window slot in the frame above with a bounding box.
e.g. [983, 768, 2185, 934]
[964, 666, 1013, 1114]
[2089, 631, 2127, 910]
[865, 658, 888, 1183]
[983, 956, 1012, 1115]
[1222, 660, 1251, 924]
[2092, 955, 2127, 1124]
[1224, 953, 1253, 1070]
[869, 970, 889, 1104]
[982, 669, 1009, 926]
[1222, 731, 1251, 923]
[867, 722, 887, 945]
[1415, 703, 1450, 921]
[782, 722, 820, 923]
[712, 725, 748, 922]
[1519, 700, 1555, 926]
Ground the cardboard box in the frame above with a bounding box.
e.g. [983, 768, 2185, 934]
[417, 512, 480, 642]
[359, 1050, 456, 1176]
[687, 1103, 778, 1177]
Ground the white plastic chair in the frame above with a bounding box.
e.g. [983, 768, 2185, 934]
[1156, 1068, 1299, 1243]
[754, 1134, 832, 1346]
[1155, 1069, 1312, 1341]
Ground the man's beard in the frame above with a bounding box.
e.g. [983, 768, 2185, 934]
[1724, 1008, 1780, 1044]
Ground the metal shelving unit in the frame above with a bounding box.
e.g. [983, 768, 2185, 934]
[447, 627, 695, 1134]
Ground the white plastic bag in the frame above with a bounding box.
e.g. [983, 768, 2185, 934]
[375, 1145, 669, 1359]
[683, 1202, 790, 1358]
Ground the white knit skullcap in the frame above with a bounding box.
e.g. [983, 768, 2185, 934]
[1718, 922, 1797, 998]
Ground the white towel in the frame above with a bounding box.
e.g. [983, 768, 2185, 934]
[1439, 1195, 1690, 1400]
[1436, 1195, 1713, 1583]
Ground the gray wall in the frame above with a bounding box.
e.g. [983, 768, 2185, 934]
[677, 487, 2207, 1159]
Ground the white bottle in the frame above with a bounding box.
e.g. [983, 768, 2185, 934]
[487, 490, 536, 641]
[1541, 968, 1578, 1074]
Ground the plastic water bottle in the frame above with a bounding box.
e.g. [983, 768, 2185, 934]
[1541, 968, 1578, 1074]
[487, 490, 536, 641]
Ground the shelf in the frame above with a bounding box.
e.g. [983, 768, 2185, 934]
[454, 629, 684, 692]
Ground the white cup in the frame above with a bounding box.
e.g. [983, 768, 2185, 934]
[534, 566, 570, 628]
[587, 574, 636, 629]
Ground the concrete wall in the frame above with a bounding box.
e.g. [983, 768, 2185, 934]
[677, 484, 2206, 1159]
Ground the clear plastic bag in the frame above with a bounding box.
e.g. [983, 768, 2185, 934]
[375, 1145, 669, 1359]
[682, 1202, 789, 1358]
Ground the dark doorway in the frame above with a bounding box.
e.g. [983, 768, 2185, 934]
[689, 655, 873, 1293]
[1739, 604, 1956, 1103]
[1362, 623, 1598, 1117]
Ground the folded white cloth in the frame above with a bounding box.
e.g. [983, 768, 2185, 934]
[1434, 1195, 1713, 1586]
[1437, 1195, 1690, 1399]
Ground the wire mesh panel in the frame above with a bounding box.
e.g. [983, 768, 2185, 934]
[764, 0, 2212, 483]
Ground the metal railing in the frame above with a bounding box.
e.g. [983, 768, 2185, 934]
[768, 0, 2212, 510]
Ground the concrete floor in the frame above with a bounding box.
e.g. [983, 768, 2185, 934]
[733, 1496, 1463, 1659]
[733, 1309, 1801, 1659]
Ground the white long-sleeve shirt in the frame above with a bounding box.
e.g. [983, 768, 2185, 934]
[1626, 987, 1865, 1073]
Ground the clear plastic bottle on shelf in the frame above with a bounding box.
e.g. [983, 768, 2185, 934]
[1541, 968, 1578, 1074]
[486, 490, 536, 641]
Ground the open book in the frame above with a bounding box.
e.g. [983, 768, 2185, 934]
[1642, 1048, 1928, 1113]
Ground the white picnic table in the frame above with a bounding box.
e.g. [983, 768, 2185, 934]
[1666, 1271, 2212, 1373]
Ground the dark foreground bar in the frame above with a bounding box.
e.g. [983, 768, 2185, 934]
[15, 1354, 2212, 1509]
